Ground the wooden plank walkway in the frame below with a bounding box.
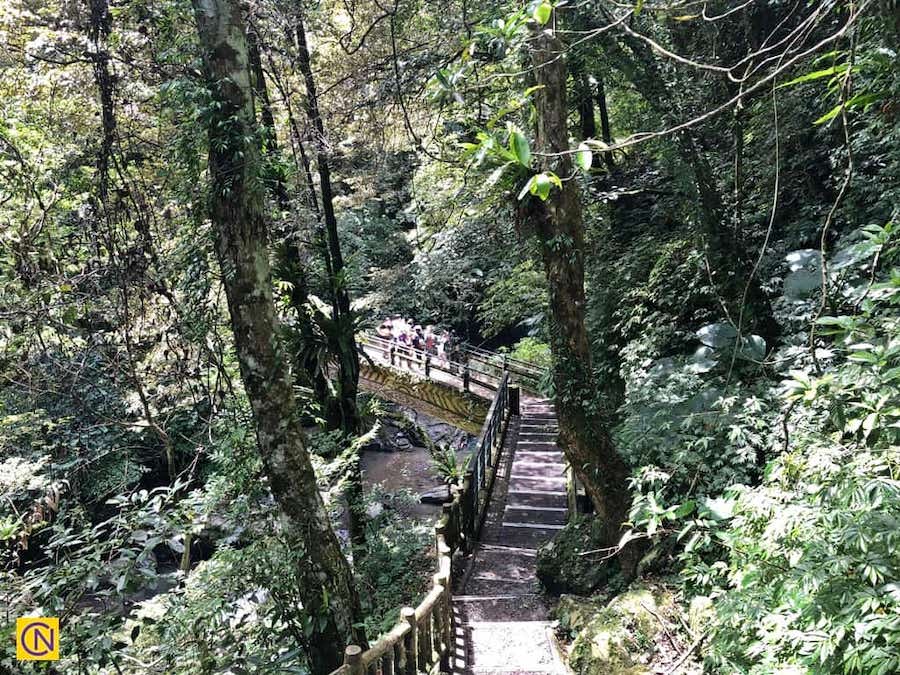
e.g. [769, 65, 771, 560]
[451, 398, 568, 675]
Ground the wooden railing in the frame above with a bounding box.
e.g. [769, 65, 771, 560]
[329, 373, 516, 675]
[357, 333, 507, 394]
[460, 343, 547, 391]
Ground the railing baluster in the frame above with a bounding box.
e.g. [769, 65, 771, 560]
[418, 611, 431, 671]
[344, 645, 364, 675]
[432, 582, 444, 662]
[392, 642, 402, 675]
[402, 608, 417, 675]
[435, 574, 451, 671]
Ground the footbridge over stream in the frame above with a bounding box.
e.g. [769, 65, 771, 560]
[330, 336, 570, 675]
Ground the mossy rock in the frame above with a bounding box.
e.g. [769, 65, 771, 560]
[688, 594, 715, 635]
[555, 585, 677, 675]
[536, 516, 614, 594]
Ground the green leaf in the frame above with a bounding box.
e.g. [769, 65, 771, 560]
[675, 500, 696, 518]
[435, 70, 451, 89]
[811, 92, 881, 126]
[815, 101, 845, 125]
[531, 173, 552, 200]
[574, 142, 592, 172]
[779, 64, 848, 89]
[533, 2, 552, 25]
[509, 128, 531, 167]
[634, 0, 645, 15]
[517, 176, 537, 201]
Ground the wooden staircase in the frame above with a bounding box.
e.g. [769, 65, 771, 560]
[451, 399, 568, 675]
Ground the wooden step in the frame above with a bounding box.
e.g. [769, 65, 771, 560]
[451, 595, 551, 622]
[515, 441, 561, 450]
[509, 476, 568, 493]
[506, 490, 568, 509]
[483, 525, 560, 549]
[504, 506, 567, 526]
[502, 521, 565, 531]
[463, 576, 540, 597]
[513, 457, 565, 470]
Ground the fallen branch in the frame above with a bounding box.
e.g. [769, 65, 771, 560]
[664, 631, 708, 675]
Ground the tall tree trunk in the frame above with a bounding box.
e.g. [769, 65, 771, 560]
[87, 0, 115, 206]
[595, 74, 616, 172]
[293, 18, 366, 547]
[249, 25, 336, 415]
[190, 2, 366, 671]
[247, 25, 290, 209]
[575, 70, 597, 141]
[522, 23, 636, 575]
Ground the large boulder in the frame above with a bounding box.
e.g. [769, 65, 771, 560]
[418, 484, 451, 504]
[362, 406, 430, 452]
[555, 585, 679, 675]
[536, 516, 615, 594]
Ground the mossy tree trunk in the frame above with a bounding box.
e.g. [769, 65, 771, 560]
[521, 23, 637, 576]
[190, 1, 367, 670]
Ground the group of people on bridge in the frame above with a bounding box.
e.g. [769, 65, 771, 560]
[375, 316, 464, 372]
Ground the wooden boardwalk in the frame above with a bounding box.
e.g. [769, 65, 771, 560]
[328, 345, 566, 675]
[451, 398, 568, 675]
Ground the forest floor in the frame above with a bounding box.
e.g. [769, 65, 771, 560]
[451, 398, 569, 674]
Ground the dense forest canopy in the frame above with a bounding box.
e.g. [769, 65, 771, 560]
[2, 0, 899, 673]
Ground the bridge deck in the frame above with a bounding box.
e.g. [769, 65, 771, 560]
[359, 340, 498, 400]
[451, 398, 567, 675]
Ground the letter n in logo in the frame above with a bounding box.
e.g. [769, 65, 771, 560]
[16, 617, 60, 661]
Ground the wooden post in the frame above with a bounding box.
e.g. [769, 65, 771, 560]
[419, 609, 432, 671]
[425, 354, 431, 378]
[431, 579, 444, 664]
[344, 645, 364, 675]
[461, 471, 474, 551]
[436, 574, 451, 672]
[390, 346, 396, 366]
[402, 607, 417, 675]
[509, 385, 520, 417]
[441, 503, 455, 551]
[462, 364, 470, 392]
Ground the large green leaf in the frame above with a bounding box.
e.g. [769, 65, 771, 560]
[778, 64, 848, 89]
[531, 173, 552, 200]
[533, 2, 552, 25]
[509, 128, 531, 167]
[574, 142, 592, 172]
[517, 172, 561, 201]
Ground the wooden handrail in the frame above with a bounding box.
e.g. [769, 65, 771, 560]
[330, 371, 516, 675]
[462, 343, 546, 376]
[357, 334, 504, 393]
[358, 332, 549, 396]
